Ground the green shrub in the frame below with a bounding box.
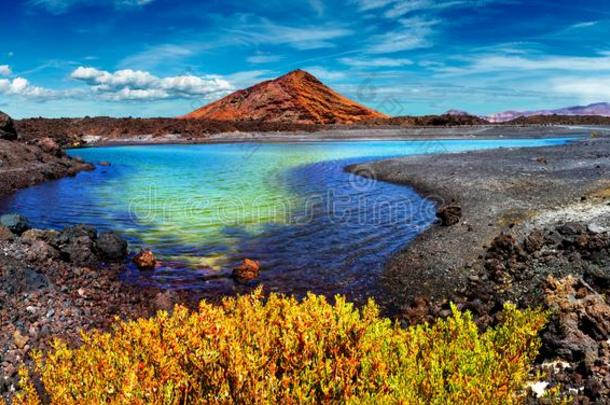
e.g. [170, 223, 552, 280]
[16, 289, 546, 404]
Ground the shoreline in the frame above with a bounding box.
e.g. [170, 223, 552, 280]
[67, 125, 605, 148]
[346, 135, 610, 307]
[347, 135, 610, 400]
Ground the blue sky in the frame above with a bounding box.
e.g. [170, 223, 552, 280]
[1, 0, 609, 118]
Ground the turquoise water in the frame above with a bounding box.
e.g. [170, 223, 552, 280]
[0, 138, 574, 300]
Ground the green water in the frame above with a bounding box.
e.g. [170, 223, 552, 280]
[0, 138, 574, 298]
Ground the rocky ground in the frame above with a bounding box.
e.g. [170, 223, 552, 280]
[0, 111, 92, 195]
[0, 218, 190, 399]
[348, 136, 610, 402]
[0, 111, 187, 401]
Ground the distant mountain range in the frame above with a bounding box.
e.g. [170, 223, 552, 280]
[486, 102, 610, 123]
[184, 69, 387, 124]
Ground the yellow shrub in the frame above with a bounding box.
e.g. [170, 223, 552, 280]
[15, 290, 546, 404]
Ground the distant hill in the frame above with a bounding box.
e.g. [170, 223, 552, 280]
[366, 113, 489, 126]
[487, 102, 610, 123]
[183, 69, 387, 124]
[506, 114, 610, 126]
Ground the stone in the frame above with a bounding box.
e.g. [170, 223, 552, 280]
[26, 240, 60, 262]
[0, 214, 30, 235]
[557, 222, 586, 237]
[436, 204, 462, 226]
[13, 330, 28, 350]
[153, 290, 177, 312]
[0, 225, 14, 241]
[232, 258, 261, 283]
[587, 223, 606, 235]
[56, 225, 99, 266]
[490, 233, 517, 254]
[0, 111, 17, 141]
[133, 249, 156, 270]
[20, 228, 47, 244]
[96, 231, 128, 261]
[98, 161, 111, 167]
[36, 137, 62, 156]
[60, 235, 98, 266]
[524, 229, 545, 253]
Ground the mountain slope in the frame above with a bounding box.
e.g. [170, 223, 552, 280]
[487, 102, 610, 123]
[183, 70, 387, 124]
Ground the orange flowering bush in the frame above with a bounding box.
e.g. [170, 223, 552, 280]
[15, 289, 546, 404]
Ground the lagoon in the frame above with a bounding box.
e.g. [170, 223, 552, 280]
[0, 138, 574, 300]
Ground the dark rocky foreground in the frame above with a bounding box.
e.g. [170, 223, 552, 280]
[0, 221, 190, 398]
[0, 111, 186, 399]
[348, 136, 610, 402]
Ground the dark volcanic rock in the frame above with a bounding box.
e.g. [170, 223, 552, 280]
[96, 231, 128, 261]
[0, 111, 17, 141]
[436, 204, 462, 226]
[2, 263, 49, 295]
[56, 225, 99, 266]
[523, 229, 545, 253]
[0, 214, 30, 235]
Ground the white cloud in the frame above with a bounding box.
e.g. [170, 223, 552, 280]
[308, 0, 325, 16]
[440, 52, 610, 75]
[246, 54, 284, 64]
[0, 65, 11, 76]
[70, 66, 233, 100]
[0, 77, 66, 99]
[552, 77, 610, 102]
[29, 0, 155, 13]
[303, 66, 346, 81]
[226, 18, 353, 50]
[366, 16, 438, 54]
[118, 44, 194, 70]
[568, 21, 598, 30]
[354, 0, 395, 11]
[339, 57, 413, 67]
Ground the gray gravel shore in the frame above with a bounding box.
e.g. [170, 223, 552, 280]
[80, 125, 605, 146]
[347, 135, 610, 310]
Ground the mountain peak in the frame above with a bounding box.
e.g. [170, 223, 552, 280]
[183, 70, 387, 124]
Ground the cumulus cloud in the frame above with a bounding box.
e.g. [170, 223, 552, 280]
[0, 65, 11, 76]
[0, 77, 63, 99]
[70, 66, 233, 100]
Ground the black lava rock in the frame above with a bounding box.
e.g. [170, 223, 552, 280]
[96, 231, 128, 261]
[0, 214, 30, 235]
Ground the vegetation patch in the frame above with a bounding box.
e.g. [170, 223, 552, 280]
[14, 289, 546, 404]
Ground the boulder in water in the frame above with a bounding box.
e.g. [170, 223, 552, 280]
[133, 249, 156, 270]
[232, 258, 261, 283]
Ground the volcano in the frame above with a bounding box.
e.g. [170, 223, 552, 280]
[183, 69, 387, 124]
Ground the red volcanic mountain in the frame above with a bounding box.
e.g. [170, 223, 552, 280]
[184, 69, 387, 124]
